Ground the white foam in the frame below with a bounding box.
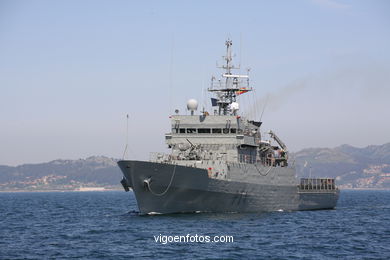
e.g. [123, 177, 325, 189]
[147, 212, 162, 215]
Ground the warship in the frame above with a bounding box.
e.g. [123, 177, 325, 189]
[118, 40, 339, 214]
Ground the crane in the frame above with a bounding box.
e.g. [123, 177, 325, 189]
[268, 130, 287, 152]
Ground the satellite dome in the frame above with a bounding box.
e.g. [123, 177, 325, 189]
[230, 102, 239, 111]
[187, 99, 198, 111]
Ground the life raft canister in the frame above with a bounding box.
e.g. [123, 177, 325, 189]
[207, 167, 212, 177]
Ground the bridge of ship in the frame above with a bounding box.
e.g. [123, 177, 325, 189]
[162, 114, 287, 168]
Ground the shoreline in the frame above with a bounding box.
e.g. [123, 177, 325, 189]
[0, 188, 125, 193]
[339, 188, 390, 191]
[0, 188, 388, 193]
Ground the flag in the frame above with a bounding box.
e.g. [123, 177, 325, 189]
[211, 98, 218, 106]
[236, 88, 249, 95]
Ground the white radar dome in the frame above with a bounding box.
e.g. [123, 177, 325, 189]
[230, 102, 239, 111]
[187, 99, 198, 111]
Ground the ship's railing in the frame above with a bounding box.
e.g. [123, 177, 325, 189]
[150, 152, 229, 163]
[298, 178, 336, 191]
[150, 152, 253, 163]
[150, 152, 171, 163]
[237, 154, 288, 167]
[210, 78, 250, 90]
[150, 152, 289, 167]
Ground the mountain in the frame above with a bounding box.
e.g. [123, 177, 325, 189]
[0, 143, 389, 191]
[0, 156, 122, 191]
[292, 143, 390, 189]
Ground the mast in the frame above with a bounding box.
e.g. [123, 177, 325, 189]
[208, 39, 252, 115]
[223, 39, 234, 74]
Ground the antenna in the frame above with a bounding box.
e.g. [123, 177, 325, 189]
[209, 39, 252, 115]
[259, 94, 269, 122]
[169, 35, 175, 115]
[239, 33, 242, 73]
[122, 114, 129, 160]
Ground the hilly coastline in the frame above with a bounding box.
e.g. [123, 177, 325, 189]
[0, 143, 389, 191]
[292, 143, 390, 189]
[0, 156, 122, 191]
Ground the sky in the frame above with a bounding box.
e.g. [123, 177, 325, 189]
[0, 0, 389, 166]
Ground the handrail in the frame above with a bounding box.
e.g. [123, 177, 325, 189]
[149, 152, 287, 166]
[298, 178, 336, 191]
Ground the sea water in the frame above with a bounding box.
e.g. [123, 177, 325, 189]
[0, 190, 389, 259]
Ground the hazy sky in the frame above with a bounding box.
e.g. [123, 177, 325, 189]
[1, 0, 389, 166]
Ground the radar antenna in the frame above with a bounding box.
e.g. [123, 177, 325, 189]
[208, 39, 252, 115]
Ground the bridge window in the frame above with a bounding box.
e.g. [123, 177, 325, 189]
[198, 128, 211, 133]
[179, 128, 185, 133]
[186, 128, 196, 133]
[230, 129, 237, 134]
[212, 128, 222, 133]
[223, 128, 229, 134]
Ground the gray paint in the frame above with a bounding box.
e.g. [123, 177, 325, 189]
[118, 160, 338, 214]
[117, 40, 339, 214]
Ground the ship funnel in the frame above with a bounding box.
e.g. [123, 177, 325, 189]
[187, 99, 198, 115]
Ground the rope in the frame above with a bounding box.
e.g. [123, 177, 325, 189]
[254, 163, 273, 176]
[241, 163, 249, 173]
[145, 164, 177, 196]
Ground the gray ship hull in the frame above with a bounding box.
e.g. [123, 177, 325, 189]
[118, 160, 339, 215]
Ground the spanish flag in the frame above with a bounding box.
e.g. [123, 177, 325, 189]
[236, 88, 249, 95]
